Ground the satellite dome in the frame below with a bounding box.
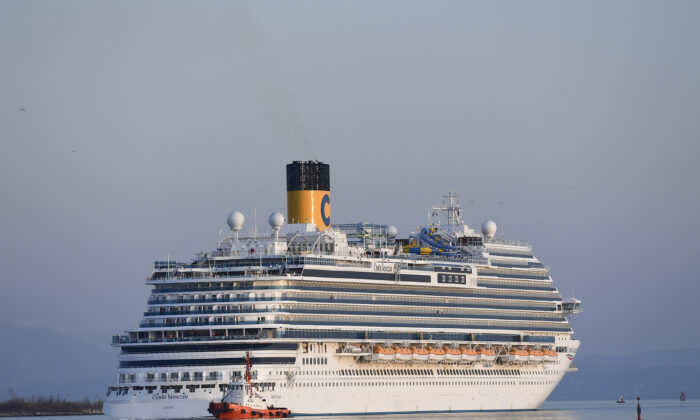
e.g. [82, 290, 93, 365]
[227, 211, 244, 232]
[481, 220, 497, 238]
[386, 225, 398, 238]
[268, 212, 285, 230]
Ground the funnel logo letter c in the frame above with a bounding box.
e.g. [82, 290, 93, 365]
[321, 194, 330, 226]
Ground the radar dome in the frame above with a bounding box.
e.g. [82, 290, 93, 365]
[227, 211, 244, 232]
[481, 220, 497, 238]
[386, 225, 398, 238]
[268, 212, 285, 230]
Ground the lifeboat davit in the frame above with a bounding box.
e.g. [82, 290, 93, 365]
[392, 345, 412, 363]
[371, 344, 395, 363]
[459, 345, 478, 363]
[476, 347, 496, 364]
[528, 348, 544, 363]
[208, 402, 290, 419]
[543, 348, 558, 363]
[508, 348, 529, 363]
[343, 344, 363, 354]
[409, 345, 429, 362]
[443, 345, 462, 363]
[427, 344, 446, 362]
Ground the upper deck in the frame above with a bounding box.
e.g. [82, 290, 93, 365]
[113, 192, 577, 350]
[146, 215, 541, 285]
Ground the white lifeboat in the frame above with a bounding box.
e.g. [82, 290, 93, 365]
[543, 348, 558, 363]
[410, 345, 429, 362]
[392, 345, 412, 363]
[477, 347, 497, 364]
[507, 348, 529, 363]
[459, 345, 478, 363]
[443, 345, 461, 363]
[528, 348, 544, 364]
[371, 344, 395, 363]
[427, 344, 446, 363]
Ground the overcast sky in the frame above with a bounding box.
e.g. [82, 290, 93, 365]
[1, 0, 699, 358]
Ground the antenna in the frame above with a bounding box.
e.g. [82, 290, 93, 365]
[444, 190, 463, 225]
[430, 191, 464, 226]
[499, 201, 504, 238]
[254, 208, 258, 240]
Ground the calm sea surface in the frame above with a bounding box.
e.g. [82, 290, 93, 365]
[2, 400, 698, 420]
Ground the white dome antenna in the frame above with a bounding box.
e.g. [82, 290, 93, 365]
[268, 212, 285, 240]
[386, 225, 398, 238]
[227, 211, 244, 242]
[481, 220, 497, 239]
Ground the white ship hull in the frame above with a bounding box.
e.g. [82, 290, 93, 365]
[104, 372, 561, 418]
[104, 395, 211, 419]
[281, 380, 556, 414]
[104, 375, 559, 418]
[105, 340, 578, 419]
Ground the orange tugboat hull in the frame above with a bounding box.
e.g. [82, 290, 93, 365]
[208, 402, 291, 419]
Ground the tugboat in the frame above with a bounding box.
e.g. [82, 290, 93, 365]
[616, 394, 625, 404]
[208, 353, 291, 419]
[680, 392, 686, 401]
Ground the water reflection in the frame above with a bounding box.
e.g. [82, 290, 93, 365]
[292, 410, 578, 420]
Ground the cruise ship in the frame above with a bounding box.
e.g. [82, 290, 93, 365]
[104, 161, 581, 418]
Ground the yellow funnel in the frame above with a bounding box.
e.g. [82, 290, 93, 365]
[286, 161, 330, 231]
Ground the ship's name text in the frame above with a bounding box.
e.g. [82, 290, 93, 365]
[152, 394, 189, 400]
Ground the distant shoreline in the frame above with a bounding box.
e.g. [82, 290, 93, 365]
[0, 395, 103, 418]
[0, 411, 102, 417]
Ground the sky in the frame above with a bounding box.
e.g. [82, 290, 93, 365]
[1, 0, 699, 360]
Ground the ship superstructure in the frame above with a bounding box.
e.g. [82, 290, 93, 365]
[104, 161, 581, 418]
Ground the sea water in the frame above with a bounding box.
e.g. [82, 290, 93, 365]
[2, 400, 698, 420]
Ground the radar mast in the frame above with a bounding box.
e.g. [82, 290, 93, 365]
[431, 190, 464, 226]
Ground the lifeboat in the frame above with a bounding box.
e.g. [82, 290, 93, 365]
[507, 348, 529, 363]
[476, 347, 496, 364]
[409, 345, 429, 362]
[543, 348, 558, 363]
[392, 345, 412, 363]
[527, 348, 544, 363]
[442, 345, 462, 363]
[459, 345, 478, 363]
[426, 344, 446, 362]
[371, 344, 395, 363]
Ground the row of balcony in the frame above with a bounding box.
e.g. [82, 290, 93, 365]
[142, 307, 565, 322]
